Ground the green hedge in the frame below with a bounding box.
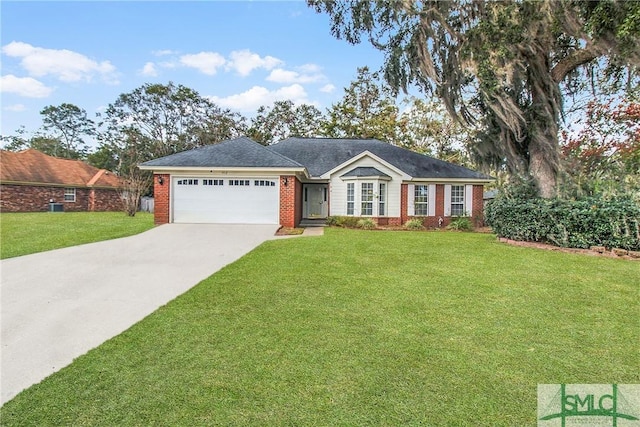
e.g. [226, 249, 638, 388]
[326, 216, 361, 228]
[485, 195, 640, 250]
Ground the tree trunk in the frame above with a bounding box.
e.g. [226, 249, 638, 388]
[529, 137, 558, 198]
[527, 47, 562, 199]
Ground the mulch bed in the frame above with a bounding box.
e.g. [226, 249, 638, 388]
[275, 227, 305, 236]
[496, 237, 639, 261]
[286, 224, 637, 260]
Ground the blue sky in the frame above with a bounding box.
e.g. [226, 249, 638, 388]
[1, 1, 384, 142]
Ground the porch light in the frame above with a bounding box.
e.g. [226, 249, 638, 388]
[158, 176, 164, 185]
[283, 177, 288, 186]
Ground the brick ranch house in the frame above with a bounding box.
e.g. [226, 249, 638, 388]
[0, 149, 123, 212]
[140, 137, 494, 228]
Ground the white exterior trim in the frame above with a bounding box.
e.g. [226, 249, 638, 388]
[465, 184, 474, 216]
[407, 184, 415, 216]
[444, 185, 452, 217]
[428, 184, 436, 217]
[408, 177, 492, 184]
[139, 165, 308, 177]
[341, 175, 391, 181]
[321, 151, 411, 180]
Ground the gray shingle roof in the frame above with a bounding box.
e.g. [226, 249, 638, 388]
[140, 137, 303, 168]
[269, 137, 492, 180]
[141, 136, 493, 181]
[341, 166, 391, 178]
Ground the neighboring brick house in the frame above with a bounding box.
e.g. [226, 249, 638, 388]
[0, 149, 123, 212]
[139, 137, 494, 227]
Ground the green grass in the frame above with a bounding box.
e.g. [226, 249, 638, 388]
[0, 212, 154, 259]
[1, 229, 638, 426]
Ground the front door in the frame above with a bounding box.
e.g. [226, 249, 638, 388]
[303, 184, 328, 218]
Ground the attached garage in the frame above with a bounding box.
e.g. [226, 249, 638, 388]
[172, 177, 279, 224]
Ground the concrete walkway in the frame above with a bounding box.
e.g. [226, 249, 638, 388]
[0, 224, 278, 405]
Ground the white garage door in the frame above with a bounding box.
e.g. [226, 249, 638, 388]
[172, 177, 279, 224]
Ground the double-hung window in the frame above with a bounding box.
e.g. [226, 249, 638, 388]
[360, 183, 374, 215]
[450, 185, 465, 216]
[64, 188, 76, 202]
[346, 183, 355, 215]
[414, 185, 429, 216]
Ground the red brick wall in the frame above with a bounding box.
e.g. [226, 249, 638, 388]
[153, 174, 170, 224]
[0, 184, 120, 212]
[294, 178, 302, 227]
[435, 184, 445, 217]
[472, 184, 485, 226]
[400, 184, 408, 224]
[399, 183, 486, 229]
[279, 175, 301, 227]
[91, 188, 123, 211]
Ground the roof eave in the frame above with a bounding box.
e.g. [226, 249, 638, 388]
[0, 180, 120, 189]
[406, 177, 495, 184]
[138, 165, 309, 176]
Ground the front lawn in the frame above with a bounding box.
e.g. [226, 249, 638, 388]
[1, 229, 637, 425]
[0, 212, 154, 259]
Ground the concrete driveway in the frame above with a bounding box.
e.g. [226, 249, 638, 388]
[0, 224, 279, 405]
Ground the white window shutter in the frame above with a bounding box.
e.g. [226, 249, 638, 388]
[465, 185, 474, 216]
[428, 184, 436, 216]
[444, 185, 452, 216]
[407, 184, 415, 216]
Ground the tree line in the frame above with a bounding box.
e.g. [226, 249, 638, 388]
[2, 67, 470, 162]
[2, 0, 638, 205]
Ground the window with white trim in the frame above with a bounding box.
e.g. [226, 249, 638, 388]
[414, 185, 428, 216]
[254, 180, 276, 187]
[451, 185, 465, 216]
[378, 183, 386, 216]
[361, 183, 374, 215]
[64, 188, 76, 202]
[229, 179, 250, 186]
[346, 183, 355, 215]
[203, 179, 224, 186]
[177, 179, 199, 185]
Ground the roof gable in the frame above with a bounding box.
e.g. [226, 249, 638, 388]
[0, 149, 121, 188]
[269, 137, 492, 180]
[320, 150, 409, 180]
[340, 166, 391, 179]
[140, 137, 304, 169]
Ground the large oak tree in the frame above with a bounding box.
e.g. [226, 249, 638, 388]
[309, 0, 639, 197]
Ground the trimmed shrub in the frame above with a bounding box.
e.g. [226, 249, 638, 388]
[357, 218, 376, 230]
[327, 216, 361, 228]
[446, 217, 474, 231]
[404, 218, 425, 230]
[485, 194, 640, 250]
[325, 216, 339, 226]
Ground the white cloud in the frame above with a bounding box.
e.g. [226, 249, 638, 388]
[139, 62, 158, 77]
[153, 49, 177, 56]
[2, 41, 118, 84]
[0, 74, 53, 98]
[4, 103, 27, 112]
[226, 49, 282, 76]
[179, 51, 226, 75]
[159, 61, 178, 69]
[297, 63, 322, 73]
[267, 67, 324, 84]
[320, 83, 336, 93]
[209, 84, 309, 112]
